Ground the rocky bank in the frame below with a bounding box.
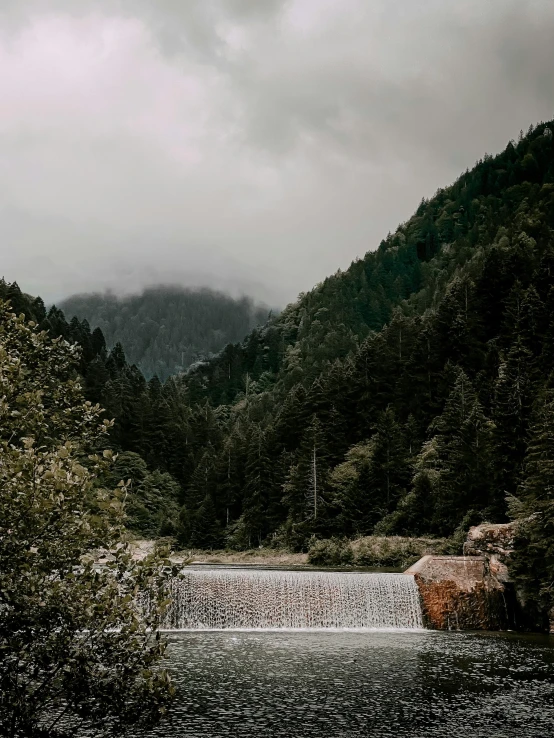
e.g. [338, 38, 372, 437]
[405, 522, 544, 631]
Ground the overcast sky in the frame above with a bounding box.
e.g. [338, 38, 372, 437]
[2, 0, 554, 306]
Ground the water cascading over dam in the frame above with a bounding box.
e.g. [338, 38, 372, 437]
[161, 569, 423, 630]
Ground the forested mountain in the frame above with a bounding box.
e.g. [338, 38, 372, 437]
[174, 121, 554, 552]
[5, 120, 554, 616]
[59, 286, 271, 381]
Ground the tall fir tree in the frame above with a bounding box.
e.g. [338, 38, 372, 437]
[509, 391, 554, 624]
[421, 369, 495, 534]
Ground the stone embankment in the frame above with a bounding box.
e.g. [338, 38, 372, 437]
[406, 523, 519, 631]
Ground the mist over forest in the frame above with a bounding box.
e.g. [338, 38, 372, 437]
[60, 286, 273, 381]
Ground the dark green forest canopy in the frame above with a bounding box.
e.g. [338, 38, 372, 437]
[5, 122, 554, 610]
[60, 285, 272, 381]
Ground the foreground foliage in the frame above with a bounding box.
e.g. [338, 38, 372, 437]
[0, 303, 174, 737]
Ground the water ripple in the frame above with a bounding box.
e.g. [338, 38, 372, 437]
[137, 630, 554, 738]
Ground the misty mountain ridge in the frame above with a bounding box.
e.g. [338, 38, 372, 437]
[60, 285, 274, 381]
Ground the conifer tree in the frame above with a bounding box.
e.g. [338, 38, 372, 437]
[31, 295, 47, 323]
[282, 416, 330, 545]
[176, 504, 194, 547]
[509, 391, 554, 623]
[421, 369, 495, 533]
[329, 440, 374, 536]
[91, 325, 107, 358]
[106, 341, 127, 374]
[429, 276, 485, 377]
[216, 432, 246, 529]
[366, 406, 411, 524]
[190, 494, 224, 549]
[186, 444, 219, 513]
[493, 337, 536, 499]
[273, 384, 309, 451]
[240, 425, 273, 546]
[518, 285, 546, 358]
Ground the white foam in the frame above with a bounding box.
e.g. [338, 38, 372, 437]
[155, 569, 424, 631]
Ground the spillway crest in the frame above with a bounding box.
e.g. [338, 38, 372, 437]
[160, 569, 423, 630]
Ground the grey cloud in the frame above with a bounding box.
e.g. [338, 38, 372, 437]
[0, 1, 289, 59]
[225, 1, 554, 163]
[1, 0, 554, 306]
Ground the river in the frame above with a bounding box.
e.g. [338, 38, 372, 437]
[138, 629, 554, 737]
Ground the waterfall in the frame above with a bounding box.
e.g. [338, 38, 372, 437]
[160, 569, 423, 630]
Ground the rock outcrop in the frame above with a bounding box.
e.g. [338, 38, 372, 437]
[464, 522, 516, 583]
[405, 555, 510, 630]
[465, 522, 554, 632]
[404, 523, 550, 631]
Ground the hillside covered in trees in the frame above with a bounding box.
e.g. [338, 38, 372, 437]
[176, 122, 554, 552]
[60, 286, 271, 381]
[5, 120, 554, 618]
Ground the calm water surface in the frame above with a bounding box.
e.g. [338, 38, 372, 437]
[146, 630, 554, 738]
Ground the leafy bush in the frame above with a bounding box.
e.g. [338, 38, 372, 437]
[0, 302, 175, 736]
[308, 535, 447, 569]
[308, 537, 354, 566]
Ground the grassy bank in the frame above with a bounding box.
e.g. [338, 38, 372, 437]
[130, 536, 451, 570]
[129, 539, 309, 566]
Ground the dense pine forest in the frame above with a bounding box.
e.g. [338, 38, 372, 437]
[60, 286, 271, 381]
[5, 121, 554, 612]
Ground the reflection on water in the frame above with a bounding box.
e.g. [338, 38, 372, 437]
[142, 631, 554, 738]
